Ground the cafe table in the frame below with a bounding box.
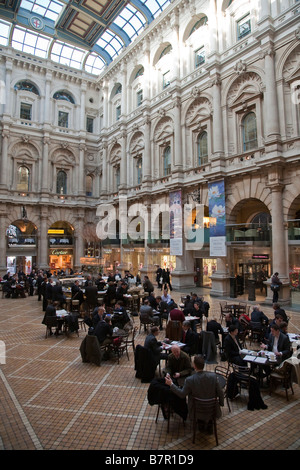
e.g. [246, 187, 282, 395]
[240, 348, 278, 386]
[163, 340, 186, 351]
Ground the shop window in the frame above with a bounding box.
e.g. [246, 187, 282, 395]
[86, 116, 94, 133]
[57, 170, 67, 195]
[58, 111, 68, 128]
[17, 166, 30, 192]
[163, 146, 171, 176]
[86, 175, 93, 196]
[242, 112, 257, 151]
[197, 131, 208, 165]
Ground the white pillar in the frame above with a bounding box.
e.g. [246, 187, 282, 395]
[143, 116, 151, 184]
[0, 130, 9, 190]
[41, 135, 50, 194]
[264, 48, 280, 140]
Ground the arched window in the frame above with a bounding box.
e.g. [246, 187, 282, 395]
[197, 131, 208, 165]
[137, 158, 142, 185]
[114, 84, 122, 96]
[163, 146, 171, 176]
[159, 44, 172, 60]
[86, 175, 93, 196]
[57, 170, 67, 195]
[14, 81, 39, 95]
[242, 112, 258, 151]
[53, 91, 75, 104]
[189, 16, 208, 37]
[135, 66, 144, 79]
[17, 166, 30, 192]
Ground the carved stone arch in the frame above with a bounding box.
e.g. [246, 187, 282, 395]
[282, 43, 300, 83]
[185, 96, 213, 128]
[10, 140, 40, 162]
[153, 42, 172, 68]
[109, 143, 122, 164]
[129, 64, 144, 86]
[152, 116, 174, 143]
[129, 131, 144, 155]
[48, 209, 78, 232]
[6, 205, 39, 231]
[182, 12, 209, 43]
[226, 177, 272, 224]
[224, 72, 264, 108]
[50, 147, 76, 167]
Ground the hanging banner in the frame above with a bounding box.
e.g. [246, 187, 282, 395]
[169, 190, 183, 256]
[208, 180, 227, 257]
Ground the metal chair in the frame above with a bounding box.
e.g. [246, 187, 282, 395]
[192, 397, 219, 445]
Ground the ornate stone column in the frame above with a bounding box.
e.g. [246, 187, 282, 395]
[78, 143, 86, 197]
[265, 168, 290, 304]
[41, 135, 50, 195]
[142, 116, 151, 186]
[0, 129, 9, 192]
[0, 208, 7, 276]
[74, 211, 85, 272]
[173, 96, 183, 175]
[211, 76, 224, 160]
[39, 209, 49, 270]
[263, 47, 280, 142]
[80, 81, 87, 131]
[119, 129, 127, 191]
[44, 72, 52, 124]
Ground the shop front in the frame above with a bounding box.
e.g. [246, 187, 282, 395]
[6, 220, 37, 274]
[49, 248, 73, 274]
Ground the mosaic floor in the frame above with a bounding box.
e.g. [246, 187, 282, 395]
[0, 288, 299, 452]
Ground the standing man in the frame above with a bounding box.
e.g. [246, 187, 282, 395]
[271, 272, 282, 303]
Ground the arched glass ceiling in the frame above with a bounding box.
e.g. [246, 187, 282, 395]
[0, 0, 172, 75]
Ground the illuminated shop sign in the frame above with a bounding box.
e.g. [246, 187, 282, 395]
[252, 254, 269, 259]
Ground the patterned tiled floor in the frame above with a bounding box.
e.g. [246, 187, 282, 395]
[0, 289, 299, 451]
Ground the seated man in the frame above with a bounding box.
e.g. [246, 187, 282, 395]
[251, 305, 269, 326]
[206, 318, 222, 344]
[272, 303, 288, 323]
[169, 305, 185, 323]
[144, 326, 168, 366]
[260, 323, 291, 364]
[163, 345, 193, 387]
[94, 315, 113, 347]
[165, 355, 224, 430]
[181, 321, 199, 355]
[140, 299, 160, 328]
[223, 324, 246, 366]
[71, 280, 84, 305]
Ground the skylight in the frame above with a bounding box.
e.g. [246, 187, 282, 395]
[96, 30, 124, 60]
[140, 0, 170, 19]
[0, 19, 10, 46]
[51, 41, 86, 69]
[19, 0, 64, 22]
[85, 52, 106, 75]
[113, 4, 146, 41]
[12, 26, 51, 58]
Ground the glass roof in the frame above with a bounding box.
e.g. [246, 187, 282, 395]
[0, 0, 171, 75]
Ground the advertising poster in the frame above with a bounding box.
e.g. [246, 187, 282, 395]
[208, 180, 226, 257]
[169, 190, 183, 256]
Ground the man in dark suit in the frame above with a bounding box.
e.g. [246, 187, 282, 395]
[144, 326, 168, 365]
[140, 299, 160, 327]
[261, 323, 291, 363]
[52, 280, 66, 307]
[71, 280, 84, 305]
[251, 305, 269, 325]
[181, 320, 199, 355]
[165, 355, 224, 423]
[85, 281, 98, 310]
[94, 315, 113, 346]
[224, 324, 246, 366]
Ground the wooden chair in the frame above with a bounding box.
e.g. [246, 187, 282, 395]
[269, 361, 295, 401]
[139, 315, 156, 333]
[214, 365, 232, 412]
[165, 320, 182, 341]
[155, 402, 186, 433]
[249, 321, 265, 345]
[124, 326, 138, 354]
[192, 397, 219, 445]
[44, 316, 59, 338]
